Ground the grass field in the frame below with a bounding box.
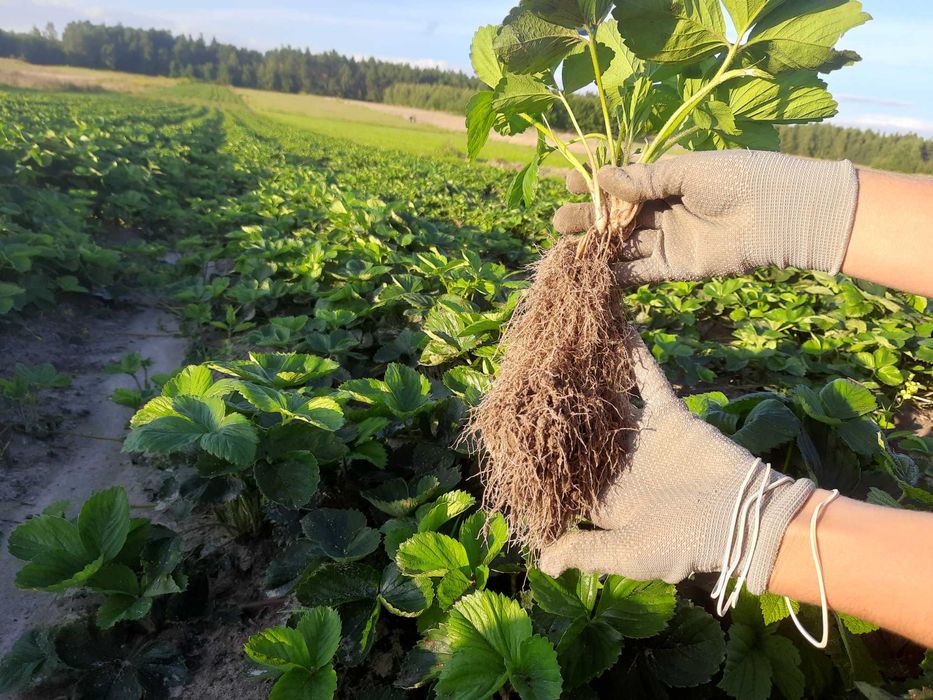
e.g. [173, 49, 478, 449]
[235, 87, 557, 166]
[0, 59, 564, 168]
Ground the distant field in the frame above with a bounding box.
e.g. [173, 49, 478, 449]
[0, 57, 175, 92]
[0, 60, 562, 168]
[235, 88, 567, 167]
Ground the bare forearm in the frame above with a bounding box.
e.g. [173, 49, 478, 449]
[769, 489, 933, 647]
[842, 168, 933, 297]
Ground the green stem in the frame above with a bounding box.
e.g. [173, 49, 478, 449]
[640, 67, 764, 164]
[587, 27, 617, 164]
[556, 92, 604, 226]
[519, 113, 590, 184]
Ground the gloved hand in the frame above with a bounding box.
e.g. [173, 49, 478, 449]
[552, 151, 859, 285]
[538, 337, 815, 594]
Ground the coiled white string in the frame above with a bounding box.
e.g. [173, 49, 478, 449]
[783, 488, 839, 648]
[711, 458, 840, 649]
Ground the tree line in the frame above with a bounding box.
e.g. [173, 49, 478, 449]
[0, 22, 479, 101]
[778, 123, 932, 175]
[3, 22, 931, 175]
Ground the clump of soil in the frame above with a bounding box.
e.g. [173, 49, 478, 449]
[468, 202, 640, 551]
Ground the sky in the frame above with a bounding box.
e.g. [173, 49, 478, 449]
[3, 0, 932, 136]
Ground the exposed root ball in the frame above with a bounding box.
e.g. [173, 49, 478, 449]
[468, 213, 638, 552]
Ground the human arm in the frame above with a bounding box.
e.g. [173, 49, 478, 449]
[538, 337, 933, 648]
[841, 168, 933, 297]
[552, 151, 933, 297]
[771, 489, 933, 647]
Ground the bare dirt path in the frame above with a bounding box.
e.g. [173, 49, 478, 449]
[0, 300, 187, 657]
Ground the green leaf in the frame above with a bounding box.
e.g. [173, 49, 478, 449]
[378, 563, 433, 617]
[561, 42, 597, 93]
[744, 0, 870, 73]
[614, 0, 728, 64]
[89, 563, 139, 596]
[436, 590, 561, 700]
[596, 576, 677, 638]
[124, 396, 258, 466]
[416, 490, 475, 532]
[442, 366, 491, 406]
[528, 568, 590, 619]
[818, 378, 877, 419]
[245, 626, 313, 672]
[759, 591, 797, 625]
[0, 628, 54, 693]
[436, 567, 475, 609]
[595, 20, 644, 98]
[491, 73, 556, 115]
[837, 417, 884, 457]
[255, 452, 320, 509]
[838, 612, 879, 635]
[212, 353, 338, 388]
[732, 398, 800, 454]
[96, 594, 152, 629]
[287, 396, 345, 431]
[762, 634, 804, 700]
[644, 603, 726, 688]
[507, 158, 541, 209]
[727, 70, 837, 123]
[510, 634, 563, 700]
[296, 562, 379, 607]
[459, 511, 508, 568]
[555, 616, 621, 688]
[719, 622, 772, 700]
[301, 509, 381, 562]
[471, 26, 504, 89]
[270, 667, 337, 700]
[721, 0, 785, 34]
[396, 532, 469, 576]
[78, 486, 131, 561]
[527, 0, 613, 28]
[296, 607, 342, 670]
[163, 365, 239, 399]
[875, 364, 905, 386]
[466, 91, 496, 160]
[364, 471, 458, 518]
[494, 6, 582, 73]
[8, 513, 88, 563]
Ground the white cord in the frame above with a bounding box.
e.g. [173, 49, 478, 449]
[711, 459, 791, 616]
[783, 489, 840, 649]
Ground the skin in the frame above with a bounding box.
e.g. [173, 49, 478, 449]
[763, 168, 933, 646]
[770, 489, 933, 647]
[842, 168, 933, 297]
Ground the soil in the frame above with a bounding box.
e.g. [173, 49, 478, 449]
[0, 295, 295, 698]
[0, 296, 187, 657]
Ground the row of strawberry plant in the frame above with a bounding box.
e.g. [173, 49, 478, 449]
[1, 82, 931, 699]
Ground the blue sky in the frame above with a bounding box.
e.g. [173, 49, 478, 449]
[4, 0, 932, 136]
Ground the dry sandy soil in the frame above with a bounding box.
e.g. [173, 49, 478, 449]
[0, 298, 187, 656]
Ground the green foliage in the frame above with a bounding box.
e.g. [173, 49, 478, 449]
[470, 0, 867, 215]
[429, 590, 562, 700]
[3, 62, 930, 699]
[7, 487, 187, 628]
[245, 607, 341, 700]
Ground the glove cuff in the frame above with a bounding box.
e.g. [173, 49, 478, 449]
[747, 155, 859, 274]
[745, 477, 816, 595]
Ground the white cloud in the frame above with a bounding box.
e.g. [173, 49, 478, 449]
[837, 113, 933, 136]
[836, 94, 913, 108]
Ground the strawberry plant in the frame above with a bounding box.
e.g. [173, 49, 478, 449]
[2, 80, 930, 700]
[7, 487, 188, 629]
[469, 0, 868, 218]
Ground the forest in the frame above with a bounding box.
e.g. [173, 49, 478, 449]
[2, 21, 932, 174]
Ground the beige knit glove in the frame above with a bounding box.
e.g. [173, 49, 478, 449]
[538, 338, 814, 594]
[552, 151, 859, 285]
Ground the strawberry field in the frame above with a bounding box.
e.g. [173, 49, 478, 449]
[1, 80, 932, 700]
